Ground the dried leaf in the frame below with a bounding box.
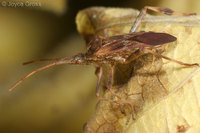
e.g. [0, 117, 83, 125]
[76, 7, 200, 133]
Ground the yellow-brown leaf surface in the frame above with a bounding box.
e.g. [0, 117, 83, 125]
[76, 7, 200, 133]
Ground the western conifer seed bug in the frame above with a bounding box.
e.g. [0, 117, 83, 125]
[9, 6, 199, 118]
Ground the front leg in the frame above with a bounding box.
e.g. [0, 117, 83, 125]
[95, 65, 123, 104]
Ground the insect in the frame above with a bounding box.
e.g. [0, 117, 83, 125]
[9, 6, 198, 118]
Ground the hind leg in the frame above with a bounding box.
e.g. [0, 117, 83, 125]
[130, 6, 196, 33]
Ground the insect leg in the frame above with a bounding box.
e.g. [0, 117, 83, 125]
[95, 67, 122, 102]
[130, 6, 196, 33]
[108, 65, 136, 119]
[122, 49, 146, 64]
[95, 67, 103, 98]
[143, 49, 199, 66]
[107, 65, 120, 99]
[103, 28, 109, 37]
[94, 66, 125, 109]
[125, 52, 144, 64]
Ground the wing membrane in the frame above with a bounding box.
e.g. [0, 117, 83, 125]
[93, 32, 176, 56]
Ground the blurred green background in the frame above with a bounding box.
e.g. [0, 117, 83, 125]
[0, 0, 199, 133]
